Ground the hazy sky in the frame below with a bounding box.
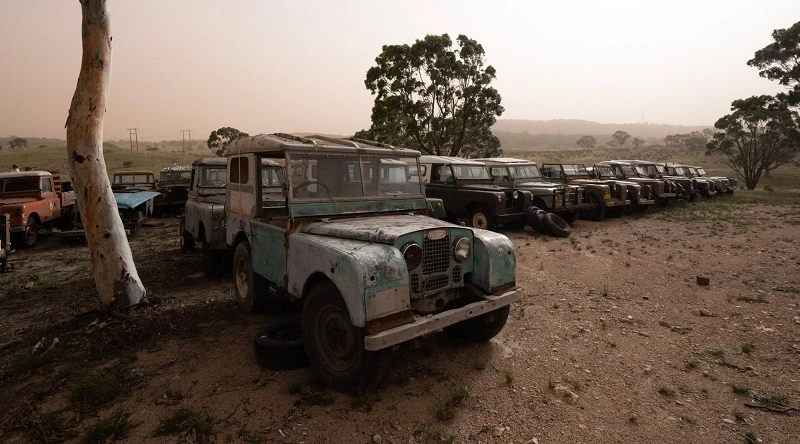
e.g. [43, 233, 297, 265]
[1, 0, 798, 142]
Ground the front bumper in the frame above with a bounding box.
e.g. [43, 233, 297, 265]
[364, 287, 522, 351]
[556, 202, 594, 214]
[605, 199, 630, 207]
[657, 193, 677, 199]
[636, 198, 655, 206]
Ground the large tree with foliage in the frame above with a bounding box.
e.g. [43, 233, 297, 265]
[706, 95, 799, 189]
[748, 21, 800, 106]
[611, 130, 631, 147]
[207, 127, 249, 157]
[575, 135, 596, 149]
[359, 34, 504, 158]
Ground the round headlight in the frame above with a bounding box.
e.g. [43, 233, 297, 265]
[453, 237, 471, 263]
[401, 243, 423, 270]
[512, 191, 519, 200]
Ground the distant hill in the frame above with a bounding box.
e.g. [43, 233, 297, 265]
[493, 119, 709, 139]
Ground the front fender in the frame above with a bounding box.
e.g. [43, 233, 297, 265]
[467, 229, 516, 293]
[287, 233, 409, 327]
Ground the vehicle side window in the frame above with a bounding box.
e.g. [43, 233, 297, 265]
[435, 165, 453, 183]
[41, 178, 53, 193]
[229, 157, 249, 184]
[490, 167, 508, 181]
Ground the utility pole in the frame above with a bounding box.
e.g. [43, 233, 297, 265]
[127, 128, 138, 151]
[181, 129, 192, 152]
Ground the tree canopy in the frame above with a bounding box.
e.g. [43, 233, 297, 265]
[611, 130, 631, 147]
[207, 127, 249, 157]
[575, 135, 596, 149]
[359, 34, 504, 158]
[706, 95, 800, 189]
[632, 137, 645, 149]
[747, 21, 800, 105]
[9, 137, 27, 148]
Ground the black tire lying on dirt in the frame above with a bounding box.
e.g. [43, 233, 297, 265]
[444, 305, 510, 342]
[525, 207, 546, 232]
[541, 212, 572, 238]
[253, 316, 309, 370]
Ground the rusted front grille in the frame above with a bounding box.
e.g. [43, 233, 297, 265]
[425, 275, 449, 292]
[422, 233, 450, 274]
[409, 230, 463, 299]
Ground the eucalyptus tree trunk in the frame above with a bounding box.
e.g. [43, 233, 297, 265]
[66, 0, 147, 310]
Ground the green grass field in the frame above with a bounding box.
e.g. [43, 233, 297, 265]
[0, 145, 211, 178]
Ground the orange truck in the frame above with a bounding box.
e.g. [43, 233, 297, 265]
[0, 171, 78, 247]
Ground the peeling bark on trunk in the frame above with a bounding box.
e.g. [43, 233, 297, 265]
[66, 0, 147, 310]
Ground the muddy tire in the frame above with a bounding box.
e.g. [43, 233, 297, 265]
[581, 194, 605, 221]
[468, 205, 496, 231]
[233, 241, 266, 313]
[302, 280, 377, 393]
[542, 212, 572, 238]
[181, 231, 195, 252]
[444, 305, 510, 342]
[15, 217, 39, 248]
[525, 207, 546, 233]
[253, 317, 309, 370]
[202, 242, 222, 278]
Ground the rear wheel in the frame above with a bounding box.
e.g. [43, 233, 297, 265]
[233, 241, 266, 313]
[302, 280, 377, 393]
[444, 306, 510, 342]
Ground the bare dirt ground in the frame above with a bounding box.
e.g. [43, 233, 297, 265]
[1, 194, 800, 443]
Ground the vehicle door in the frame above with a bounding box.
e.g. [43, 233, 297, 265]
[41, 177, 59, 222]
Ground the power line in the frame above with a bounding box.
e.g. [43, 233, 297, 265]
[127, 128, 139, 151]
[181, 129, 192, 152]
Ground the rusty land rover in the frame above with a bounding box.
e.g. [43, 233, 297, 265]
[540, 163, 626, 221]
[224, 133, 521, 391]
[0, 171, 77, 247]
[475, 158, 591, 223]
[418, 156, 532, 230]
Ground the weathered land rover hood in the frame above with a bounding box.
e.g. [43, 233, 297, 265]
[515, 180, 559, 190]
[0, 197, 38, 206]
[301, 214, 458, 245]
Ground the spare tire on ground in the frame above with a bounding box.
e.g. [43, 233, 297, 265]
[253, 316, 309, 370]
[525, 207, 546, 232]
[541, 212, 572, 238]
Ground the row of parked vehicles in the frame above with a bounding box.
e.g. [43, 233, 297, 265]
[175, 133, 736, 392]
[0, 133, 736, 392]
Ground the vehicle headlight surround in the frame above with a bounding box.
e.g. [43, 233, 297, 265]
[401, 242, 423, 270]
[453, 237, 471, 263]
[213, 213, 221, 220]
[512, 190, 519, 200]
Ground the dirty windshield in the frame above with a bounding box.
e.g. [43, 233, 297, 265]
[198, 167, 227, 190]
[634, 165, 650, 176]
[511, 165, 542, 179]
[452, 164, 490, 180]
[563, 164, 589, 176]
[620, 165, 638, 176]
[288, 153, 422, 201]
[160, 170, 191, 182]
[0, 177, 40, 193]
[114, 174, 154, 185]
[596, 165, 617, 178]
[695, 168, 708, 176]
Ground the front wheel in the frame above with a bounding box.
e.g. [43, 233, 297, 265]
[302, 280, 377, 393]
[581, 194, 605, 221]
[469, 206, 496, 231]
[444, 305, 510, 342]
[18, 217, 39, 248]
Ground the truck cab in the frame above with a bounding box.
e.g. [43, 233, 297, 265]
[0, 171, 76, 247]
[224, 133, 521, 392]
